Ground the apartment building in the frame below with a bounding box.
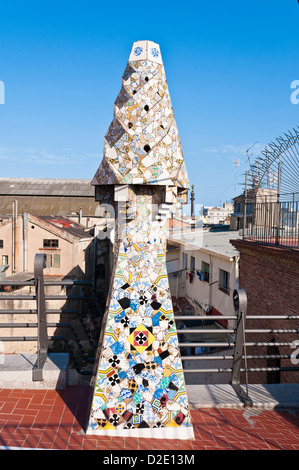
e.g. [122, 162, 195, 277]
[0, 213, 93, 280]
[167, 230, 240, 327]
[202, 203, 233, 226]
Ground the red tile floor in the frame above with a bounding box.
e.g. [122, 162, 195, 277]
[0, 385, 299, 450]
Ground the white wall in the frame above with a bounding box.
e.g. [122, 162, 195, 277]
[167, 245, 239, 326]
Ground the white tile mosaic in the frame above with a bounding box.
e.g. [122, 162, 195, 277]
[86, 191, 194, 438]
[92, 40, 189, 191]
[87, 42, 193, 439]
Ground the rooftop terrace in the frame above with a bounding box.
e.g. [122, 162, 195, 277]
[0, 384, 299, 450]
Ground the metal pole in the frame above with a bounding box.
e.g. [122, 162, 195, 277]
[23, 212, 28, 272]
[231, 288, 253, 407]
[14, 200, 18, 272]
[243, 171, 247, 238]
[12, 202, 15, 272]
[32, 253, 48, 382]
[276, 162, 281, 245]
[190, 184, 195, 230]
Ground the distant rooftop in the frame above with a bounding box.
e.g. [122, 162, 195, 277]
[0, 178, 98, 217]
[0, 177, 94, 197]
[170, 229, 240, 258]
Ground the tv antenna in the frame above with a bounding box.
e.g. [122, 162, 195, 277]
[247, 126, 299, 199]
[245, 141, 259, 167]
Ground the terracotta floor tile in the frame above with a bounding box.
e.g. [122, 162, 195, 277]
[0, 402, 17, 414]
[39, 429, 58, 444]
[14, 398, 32, 410]
[30, 396, 45, 405]
[7, 438, 27, 447]
[82, 438, 98, 450]
[52, 434, 70, 450]
[23, 434, 41, 448]
[37, 441, 53, 449]
[138, 441, 154, 450]
[0, 386, 299, 450]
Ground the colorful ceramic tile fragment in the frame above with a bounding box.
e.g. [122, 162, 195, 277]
[86, 41, 193, 440]
[91, 40, 189, 194]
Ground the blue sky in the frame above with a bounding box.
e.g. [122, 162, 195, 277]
[0, 0, 298, 207]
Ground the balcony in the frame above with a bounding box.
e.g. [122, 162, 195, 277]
[240, 200, 299, 249]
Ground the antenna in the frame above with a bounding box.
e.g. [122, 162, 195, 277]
[233, 159, 240, 195]
[245, 141, 259, 167]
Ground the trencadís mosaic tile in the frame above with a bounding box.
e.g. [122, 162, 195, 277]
[91, 40, 189, 194]
[87, 41, 193, 439]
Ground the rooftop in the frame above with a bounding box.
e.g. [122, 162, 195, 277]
[170, 229, 241, 259]
[33, 214, 93, 240]
[0, 177, 94, 197]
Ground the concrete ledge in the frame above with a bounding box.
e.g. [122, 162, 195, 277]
[186, 383, 299, 409]
[0, 353, 69, 389]
[187, 384, 244, 409]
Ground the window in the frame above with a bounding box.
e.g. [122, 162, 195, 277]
[53, 254, 60, 268]
[43, 239, 59, 248]
[201, 261, 210, 283]
[2, 255, 8, 265]
[0, 240, 3, 249]
[182, 252, 188, 270]
[190, 256, 195, 273]
[246, 203, 252, 215]
[46, 253, 60, 268]
[219, 269, 230, 294]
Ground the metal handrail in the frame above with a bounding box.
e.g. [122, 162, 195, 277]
[0, 309, 77, 314]
[0, 335, 64, 341]
[0, 261, 104, 378]
[180, 355, 234, 360]
[179, 342, 233, 347]
[242, 197, 299, 249]
[32, 253, 47, 381]
[178, 329, 235, 334]
[1, 269, 298, 395]
[0, 295, 86, 300]
[0, 280, 91, 286]
[177, 290, 298, 407]
[0, 322, 70, 328]
[175, 315, 236, 321]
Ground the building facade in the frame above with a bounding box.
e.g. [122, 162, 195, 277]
[202, 202, 233, 226]
[0, 213, 93, 280]
[167, 230, 240, 328]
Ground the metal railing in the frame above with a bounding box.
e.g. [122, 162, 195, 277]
[176, 288, 299, 406]
[1, 257, 298, 400]
[242, 200, 299, 248]
[0, 253, 104, 381]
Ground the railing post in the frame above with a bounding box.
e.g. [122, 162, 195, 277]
[275, 162, 281, 246]
[32, 253, 48, 382]
[231, 288, 253, 407]
[243, 171, 247, 238]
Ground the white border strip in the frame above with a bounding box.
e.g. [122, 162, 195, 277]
[86, 426, 195, 440]
[0, 446, 49, 450]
